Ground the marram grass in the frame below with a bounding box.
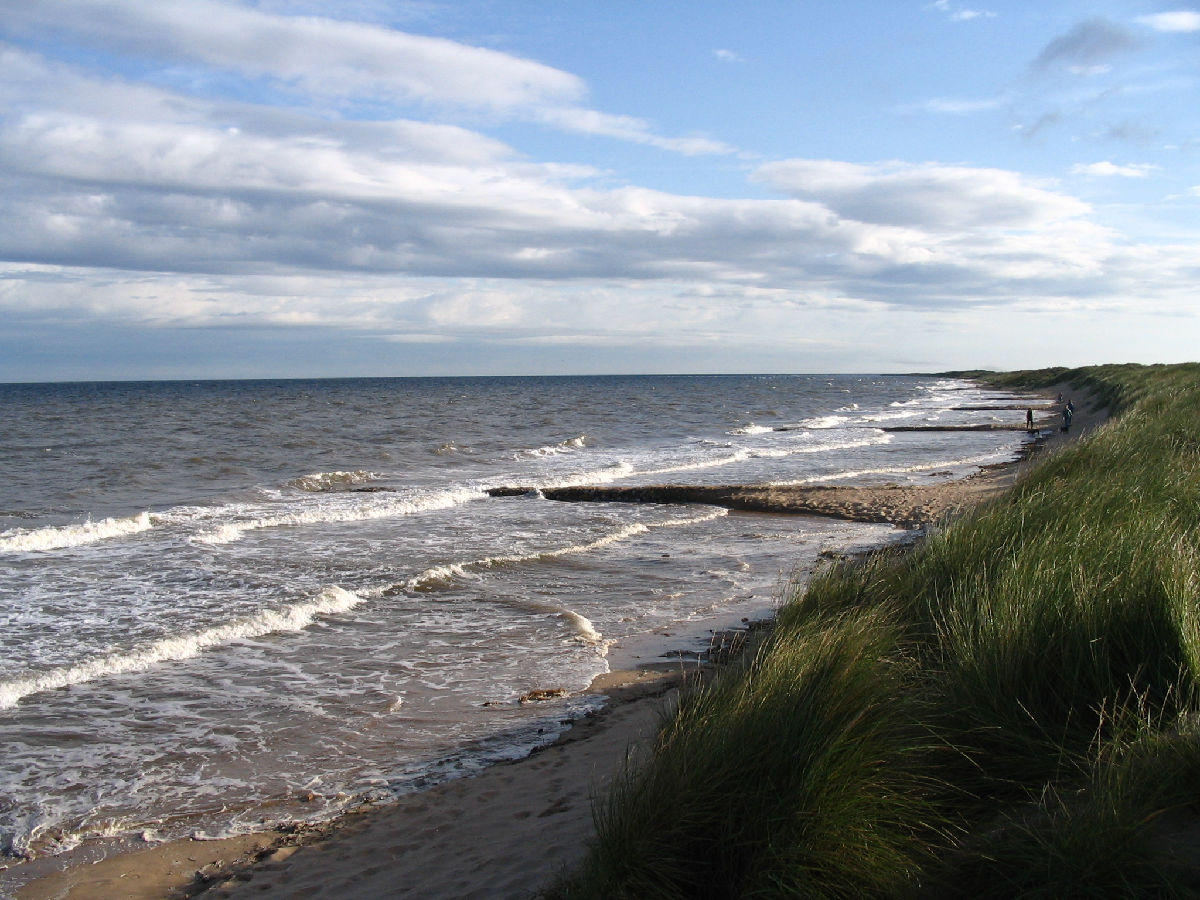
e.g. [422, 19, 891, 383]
[549, 364, 1200, 898]
[555, 608, 947, 899]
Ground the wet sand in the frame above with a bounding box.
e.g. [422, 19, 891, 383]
[12, 385, 1105, 900]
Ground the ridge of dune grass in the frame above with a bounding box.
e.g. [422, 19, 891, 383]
[548, 363, 1200, 898]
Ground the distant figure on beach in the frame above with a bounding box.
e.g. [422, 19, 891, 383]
[1026, 408, 1034, 432]
[1062, 403, 1073, 433]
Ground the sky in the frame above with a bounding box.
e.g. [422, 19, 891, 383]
[1, 0, 1198, 381]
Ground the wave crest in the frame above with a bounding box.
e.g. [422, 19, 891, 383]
[0, 587, 365, 709]
[193, 488, 481, 545]
[287, 470, 378, 492]
[0, 511, 154, 553]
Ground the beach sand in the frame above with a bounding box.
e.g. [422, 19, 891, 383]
[11, 385, 1105, 900]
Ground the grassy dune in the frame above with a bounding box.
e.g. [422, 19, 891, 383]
[550, 363, 1200, 898]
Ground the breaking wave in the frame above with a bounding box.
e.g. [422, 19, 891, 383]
[193, 488, 482, 545]
[0, 587, 366, 709]
[0, 512, 154, 553]
[729, 424, 773, 436]
[287, 470, 378, 492]
[519, 436, 587, 458]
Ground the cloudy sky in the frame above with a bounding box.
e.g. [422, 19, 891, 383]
[2, 0, 1198, 381]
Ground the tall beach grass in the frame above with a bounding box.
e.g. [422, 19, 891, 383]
[550, 363, 1200, 898]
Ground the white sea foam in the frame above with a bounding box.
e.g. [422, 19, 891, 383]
[620, 432, 890, 480]
[729, 424, 773, 435]
[288, 470, 378, 492]
[0, 511, 154, 553]
[193, 488, 482, 545]
[518, 435, 588, 458]
[405, 507, 727, 592]
[0, 586, 366, 709]
[772, 449, 1012, 486]
[794, 433, 891, 454]
[799, 415, 849, 429]
[537, 461, 636, 489]
[560, 610, 605, 645]
[641, 449, 753, 476]
[859, 408, 925, 423]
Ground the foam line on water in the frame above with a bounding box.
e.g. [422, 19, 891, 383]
[287, 470, 379, 492]
[799, 415, 850, 429]
[404, 507, 728, 594]
[0, 586, 366, 709]
[634, 433, 889, 479]
[799, 434, 891, 453]
[640, 449, 752, 476]
[517, 435, 587, 458]
[192, 488, 483, 545]
[0, 511, 155, 553]
[533, 461, 637, 489]
[772, 449, 1014, 486]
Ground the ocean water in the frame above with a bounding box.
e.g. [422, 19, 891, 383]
[0, 374, 1037, 865]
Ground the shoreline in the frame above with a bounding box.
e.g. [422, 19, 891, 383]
[10, 384, 1103, 900]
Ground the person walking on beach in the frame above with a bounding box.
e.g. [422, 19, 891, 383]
[1026, 408, 1034, 432]
[1062, 403, 1073, 433]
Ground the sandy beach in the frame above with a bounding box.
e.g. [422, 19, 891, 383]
[11, 385, 1105, 900]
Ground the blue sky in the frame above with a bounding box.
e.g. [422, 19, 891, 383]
[1, 0, 1198, 381]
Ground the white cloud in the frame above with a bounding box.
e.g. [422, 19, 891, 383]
[2, 0, 585, 113]
[0, 0, 728, 156]
[1136, 11, 1200, 33]
[753, 159, 1088, 230]
[1071, 161, 1157, 178]
[3, 110, 1162, 329]
[917, 96, 1006, 114]
[535, 107, 734, 156]
[714, 49, 743, 63]
[0, 35, 1184, 329]
[927, 1, 996, 22]
[1, 3, 1198, 373]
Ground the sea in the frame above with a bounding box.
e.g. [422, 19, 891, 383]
[0, 374, 1038, 874]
